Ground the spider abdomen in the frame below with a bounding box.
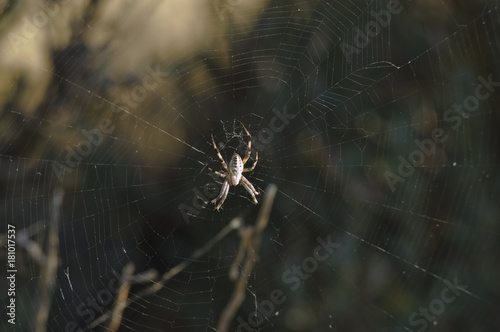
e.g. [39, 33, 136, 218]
[228, 153, 243, 185]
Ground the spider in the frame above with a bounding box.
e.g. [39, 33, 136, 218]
[206, 123, 259, 210]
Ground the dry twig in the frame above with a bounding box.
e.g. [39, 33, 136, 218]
[35, 187, 64, 332]
[217, 183, 277, 332]
[108, 263, 135, 332]
[0, 219, 48, 264]
[88, 216, 243, 330]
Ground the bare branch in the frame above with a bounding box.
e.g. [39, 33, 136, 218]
[87, 216, 242, 330]
[17, 231, 47, 264]
[108, 263, 135, 332]
[0, 219, 48, 263]
[217, 184, 277, 332]
[34, 187, 64, 332]
[125, 268, 158, 284]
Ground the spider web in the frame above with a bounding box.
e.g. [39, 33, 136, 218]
[1, 0, 500, 331]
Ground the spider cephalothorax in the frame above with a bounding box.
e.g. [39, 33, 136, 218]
[207, 123, 259, 210]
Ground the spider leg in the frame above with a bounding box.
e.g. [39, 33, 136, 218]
[241, 175, 259, 196]
[243, 151, 258, 172]
[214, 179, 230, 211]
[212, 178, 229, 203]
[212, 134, 229, 171]
[196, 179, 225, 206]
[240, 122, 252, 165]
[240, 175, 259, 204]
[208, 167, 226, 178]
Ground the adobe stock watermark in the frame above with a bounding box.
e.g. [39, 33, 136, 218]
[64, 276, 121, 332]
[385, 74, 500, 192]
[178, 173, 221, 224]
[236, 234, 340, 331]
[7, 0, 70, 53]
[52, 65, 169, 182]
[178, 105, 296, 224]
[408, 277, 467, 332]
[340, 0, 403, 63]
[236, 106, 296, 155]
[213, 0, 243, 21]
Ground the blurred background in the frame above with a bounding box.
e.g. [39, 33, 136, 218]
[0, 0, 499, 331]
